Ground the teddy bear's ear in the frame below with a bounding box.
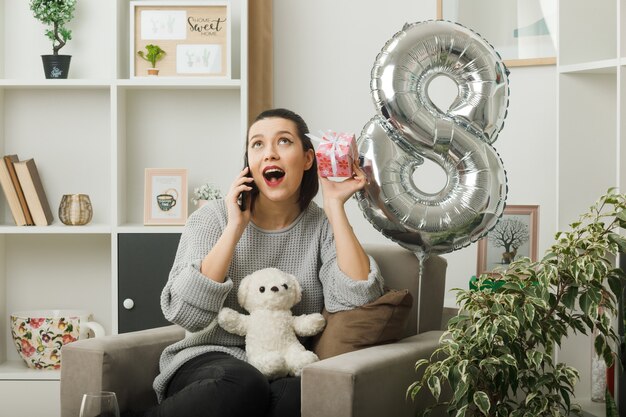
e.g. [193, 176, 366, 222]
[237, 274, 252, 308]
[288, 273, 302, 305]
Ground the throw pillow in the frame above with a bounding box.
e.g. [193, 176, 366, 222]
[311, 288, 413, 360]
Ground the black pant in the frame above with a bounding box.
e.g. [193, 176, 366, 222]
[142, 351, 301, 417]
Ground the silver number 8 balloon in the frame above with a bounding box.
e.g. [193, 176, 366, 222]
[356, 21, 510, 256]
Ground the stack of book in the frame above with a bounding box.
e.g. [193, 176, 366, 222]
[0, 154, 53, 226]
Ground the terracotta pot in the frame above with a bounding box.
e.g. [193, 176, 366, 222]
[147, 68, 160, 76]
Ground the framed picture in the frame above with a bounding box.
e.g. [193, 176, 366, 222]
[130, 1, 230, 78]
[144, 168, 188, 225]
[437, 0, 556, 67]
[477, 205, 539, 275]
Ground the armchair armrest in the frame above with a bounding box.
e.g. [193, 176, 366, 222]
[301, 330, 446, 417]
[60, 325, 184, 417]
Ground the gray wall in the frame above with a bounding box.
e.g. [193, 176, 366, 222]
[273, 0, 557, 306]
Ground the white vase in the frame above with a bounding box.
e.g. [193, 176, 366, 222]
[591, 313, 607, 403]
[591, 352, 606, 402]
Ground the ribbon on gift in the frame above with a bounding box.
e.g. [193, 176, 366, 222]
[307, 130, 338, 175]
[306, 130, 351, 176]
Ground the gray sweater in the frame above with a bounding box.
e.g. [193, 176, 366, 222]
[153, 199, 384, 402]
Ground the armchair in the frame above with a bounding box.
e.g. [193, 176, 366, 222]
[60, 244, 448, 417]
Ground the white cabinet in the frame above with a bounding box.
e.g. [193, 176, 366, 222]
[0, 1, 248, 415]
[557, 0, 623, 414]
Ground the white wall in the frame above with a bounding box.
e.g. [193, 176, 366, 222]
[273, 0, 558, 307]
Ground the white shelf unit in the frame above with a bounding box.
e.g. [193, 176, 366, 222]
[0, 0, 248, 415]
[557, 0, 623, 414]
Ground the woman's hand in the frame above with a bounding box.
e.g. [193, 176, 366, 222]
[320, 161, 367, 211]
[225, 167, 254, 235]
[319, 160, 371, 280]
[200, 168, 254, 282]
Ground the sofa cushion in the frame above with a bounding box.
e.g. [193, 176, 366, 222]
[311, 288, 413, 360]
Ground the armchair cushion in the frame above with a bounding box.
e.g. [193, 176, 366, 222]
[311, 288, 413, 360]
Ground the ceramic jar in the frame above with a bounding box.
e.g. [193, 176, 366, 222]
[10, 309, 104, 369]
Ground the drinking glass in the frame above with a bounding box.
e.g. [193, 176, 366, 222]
[79, 391, 120, 417]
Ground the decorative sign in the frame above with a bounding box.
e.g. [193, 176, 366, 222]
[130, 1, 230, 78]
[144, 168, 188, 225]
[476, 205, 539, 275]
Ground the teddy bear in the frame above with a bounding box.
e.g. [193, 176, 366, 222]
[218, 267, 326, 379]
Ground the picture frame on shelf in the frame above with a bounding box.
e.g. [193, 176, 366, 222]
[144, 168, 188, 225]
[476, 205, 539, 276]
[130, 1, 230, 78]
[436, 0, 556, 67]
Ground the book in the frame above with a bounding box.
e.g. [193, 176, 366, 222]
[0, 154, 28, 225]
[13, 158, 53, 226]
[3, 155, 34, 225]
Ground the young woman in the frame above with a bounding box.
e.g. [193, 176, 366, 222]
[145, 108, 384, 417]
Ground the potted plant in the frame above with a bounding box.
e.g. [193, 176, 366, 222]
[137, 44, 166, 76]
[30, 0, 77, 79]
[192, 182, 223, 208]
[409, 189, 626, 417]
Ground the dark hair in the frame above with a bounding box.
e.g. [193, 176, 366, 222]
[245, 108, 319, 211]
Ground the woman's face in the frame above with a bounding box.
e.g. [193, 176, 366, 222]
[247, 117, 314, 206]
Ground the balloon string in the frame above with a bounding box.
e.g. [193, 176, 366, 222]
[413, 249, 429, 335]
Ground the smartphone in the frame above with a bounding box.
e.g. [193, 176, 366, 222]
[238, 155, 256, 211]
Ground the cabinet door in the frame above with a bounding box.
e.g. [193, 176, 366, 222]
[118, 233, 181, 333]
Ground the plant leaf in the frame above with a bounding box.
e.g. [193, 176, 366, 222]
[525, 391, 538, 406]
[559, 387, 571, 411]
[454, 404, 468, 417]
[428, 375, 441, 400]
[603, 346, 615, 367]
[473, 391, 490, 416]
[407, 382, 421, 401]
[607, 275, 622, 300]
[415, 359, 430, 372]
[524, 303, 535, 323]
[579, 292, 594, 317]
[562, 285, 579, 310]
[608, 233, 626, 252]
[606, 388, 618, 417]
[500, 353, 517, 368]
[453, 379, 469, 404]
[458, 360, 468, 383]
[616, 209, 626, 227]
[594, 335, 606, 357]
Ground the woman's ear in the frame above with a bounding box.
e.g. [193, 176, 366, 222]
[304, 148, 315, 171]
